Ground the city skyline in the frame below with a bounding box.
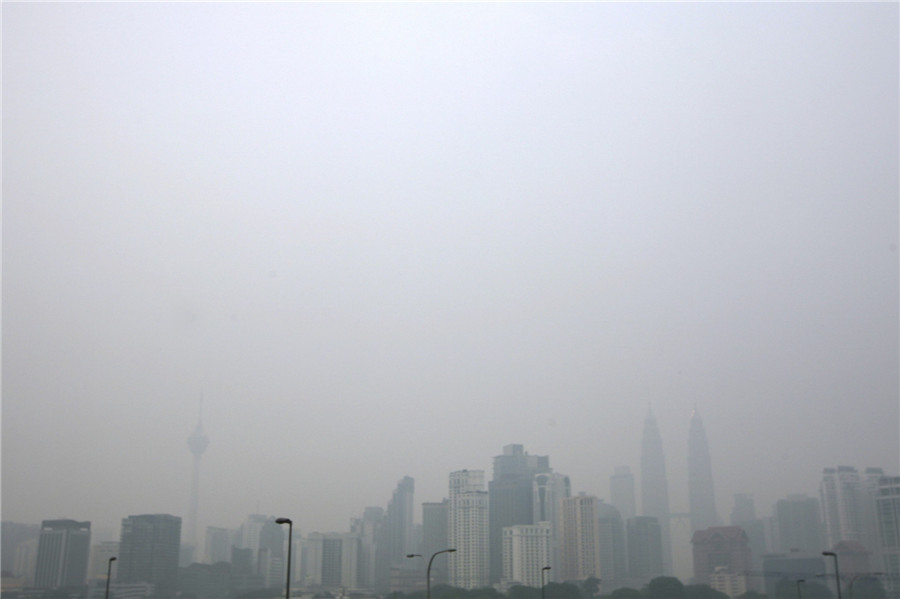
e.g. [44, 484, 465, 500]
[4, 0, 897, 566]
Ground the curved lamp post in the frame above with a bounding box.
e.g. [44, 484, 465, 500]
[420, 548, 455, 599]
[823, 551, 842, 599]
[796, 579, 805, 599]
[276, 518, 293, 599]
[105, 557, 117, 599]
[541, 566, 552, 599]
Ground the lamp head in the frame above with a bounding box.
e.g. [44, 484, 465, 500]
[276, 517, 292, 525]
[109, 557, 117, 562]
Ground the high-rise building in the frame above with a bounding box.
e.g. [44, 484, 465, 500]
[448, 470, 489, 589]
[691, 526, 751, 586]
[2, 522, 40, 578]
[597, 502, 627, 585]
[257, 519, 285, 588]
[533, 471, 571, 582]
[489, 445, 550, 583]
[385, 476, 416, 568]
[640, 408, 672, 574]
[610, 467, 637, 521]
[34, 520, 91, 589]
[118, 514, 182, 598]
[729, 494, 767, 574]
[688, 408, 718, 534]
[302, 532, 361, 590]
[186, 417, 209, 555]
[875, 476, 900, 595]
[561, 494, 602, 582]
[820, 466, 883, 554]
[204, 527, 230, 565]
[774, 494, 822, 556]
[626, 516, 664, 584]
[501, 522, 551, 588]
[422, 500, 450, 586]
[88, 541, 119, 582]
[351, 507, 383, 591]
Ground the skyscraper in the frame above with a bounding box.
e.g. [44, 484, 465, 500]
[626, 516, 664, 583]
[118, 514, 182, 598]
[774, 494, 822, 556]
[385, 476, 416, 567]
[688, 407, 718, 534]
[876, 476, 900, 595]
[640, 408, 672, 574]
[610, 466, 637, 521]
[691, 526, 751, 586]
[533, 471, 571, 582]
[501, 522, 551, 587]
[34, 520, 91, 589]
[448, 470, 489, 589]
[186, 416, 209, 554]
[597, 501, 627, 585]
[561, 494, 602, 582]
[422, 500, 450, 586]
[489, 444, 550, 583]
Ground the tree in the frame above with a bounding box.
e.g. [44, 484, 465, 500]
[509, 586, 542, 599]
[684, 585, 729, 599]
[609, 588, 642, 599]
[546, 582, 584, 599]
[583, 578, 602, 598]
[646, 577, 686, 599]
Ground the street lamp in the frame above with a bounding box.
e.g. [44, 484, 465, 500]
[541, 566, 551, 599]
[420, 548, 455, 599]
[276, 518, 293, 599]
[796, 579, 805, 599]
[105, 557, 117, 599]
[823, 551, 842, 599]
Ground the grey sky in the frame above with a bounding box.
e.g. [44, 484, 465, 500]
[3, 1, 897, 548]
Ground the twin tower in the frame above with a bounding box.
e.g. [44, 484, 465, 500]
[640, 406, 718, 574]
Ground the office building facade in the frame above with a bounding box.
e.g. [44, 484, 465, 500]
[34, 520, 91, 589]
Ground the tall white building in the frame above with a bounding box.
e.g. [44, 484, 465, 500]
[501, 522, 551, 588]
[533, 471, 571, 582]
[876, 476, 900, 595]
[449, 470, 489, 589]
[301, 532, 361, 590]
[820, 466, 882, 554]
[561, 495, 602, 582]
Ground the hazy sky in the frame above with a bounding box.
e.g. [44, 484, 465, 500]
[3, 1, 898, 555]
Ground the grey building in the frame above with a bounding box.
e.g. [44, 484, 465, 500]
[34, 520, 91, 589]
[774, 494, 822, 556]
[688, 408, 719, 534]
[117, 514, 182, 598]
[489, 444, 550, 583]
[626, 516, 664, 584]
[640, 409, 672, 574]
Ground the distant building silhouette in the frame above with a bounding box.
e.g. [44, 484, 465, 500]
[422, 500, 450, 586]
[186, 415, 209, 556]
[821, 466, 884, 556]
[688, 408, 718, 534]
[875, 475, 900, 596]
[597, 501, 627, 585]
[691, 526, 751, 586]
[626, 516, 664, 583]
[448, 469, 489, 589]
[489, 444, 550, 583]
[34, 519, 91, 589]
[774, 494, 822, 556]
[117, 514, 181, 599]
[640, 408, 672, 574]
[204, 527, 230, 565]
[610, 466, 637, 521]
[533, 470, 571, 582]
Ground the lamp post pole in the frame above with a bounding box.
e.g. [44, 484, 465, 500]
[797, 579, 806, 599]
[823, 551, 842, 599]
[424, 548, 456, 599]
[105, 557, 117, 599]
[276, 518, 293, 599]
[541, 566, 551, 599]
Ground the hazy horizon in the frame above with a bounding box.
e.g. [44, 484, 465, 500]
[3, 1, 897, 571]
